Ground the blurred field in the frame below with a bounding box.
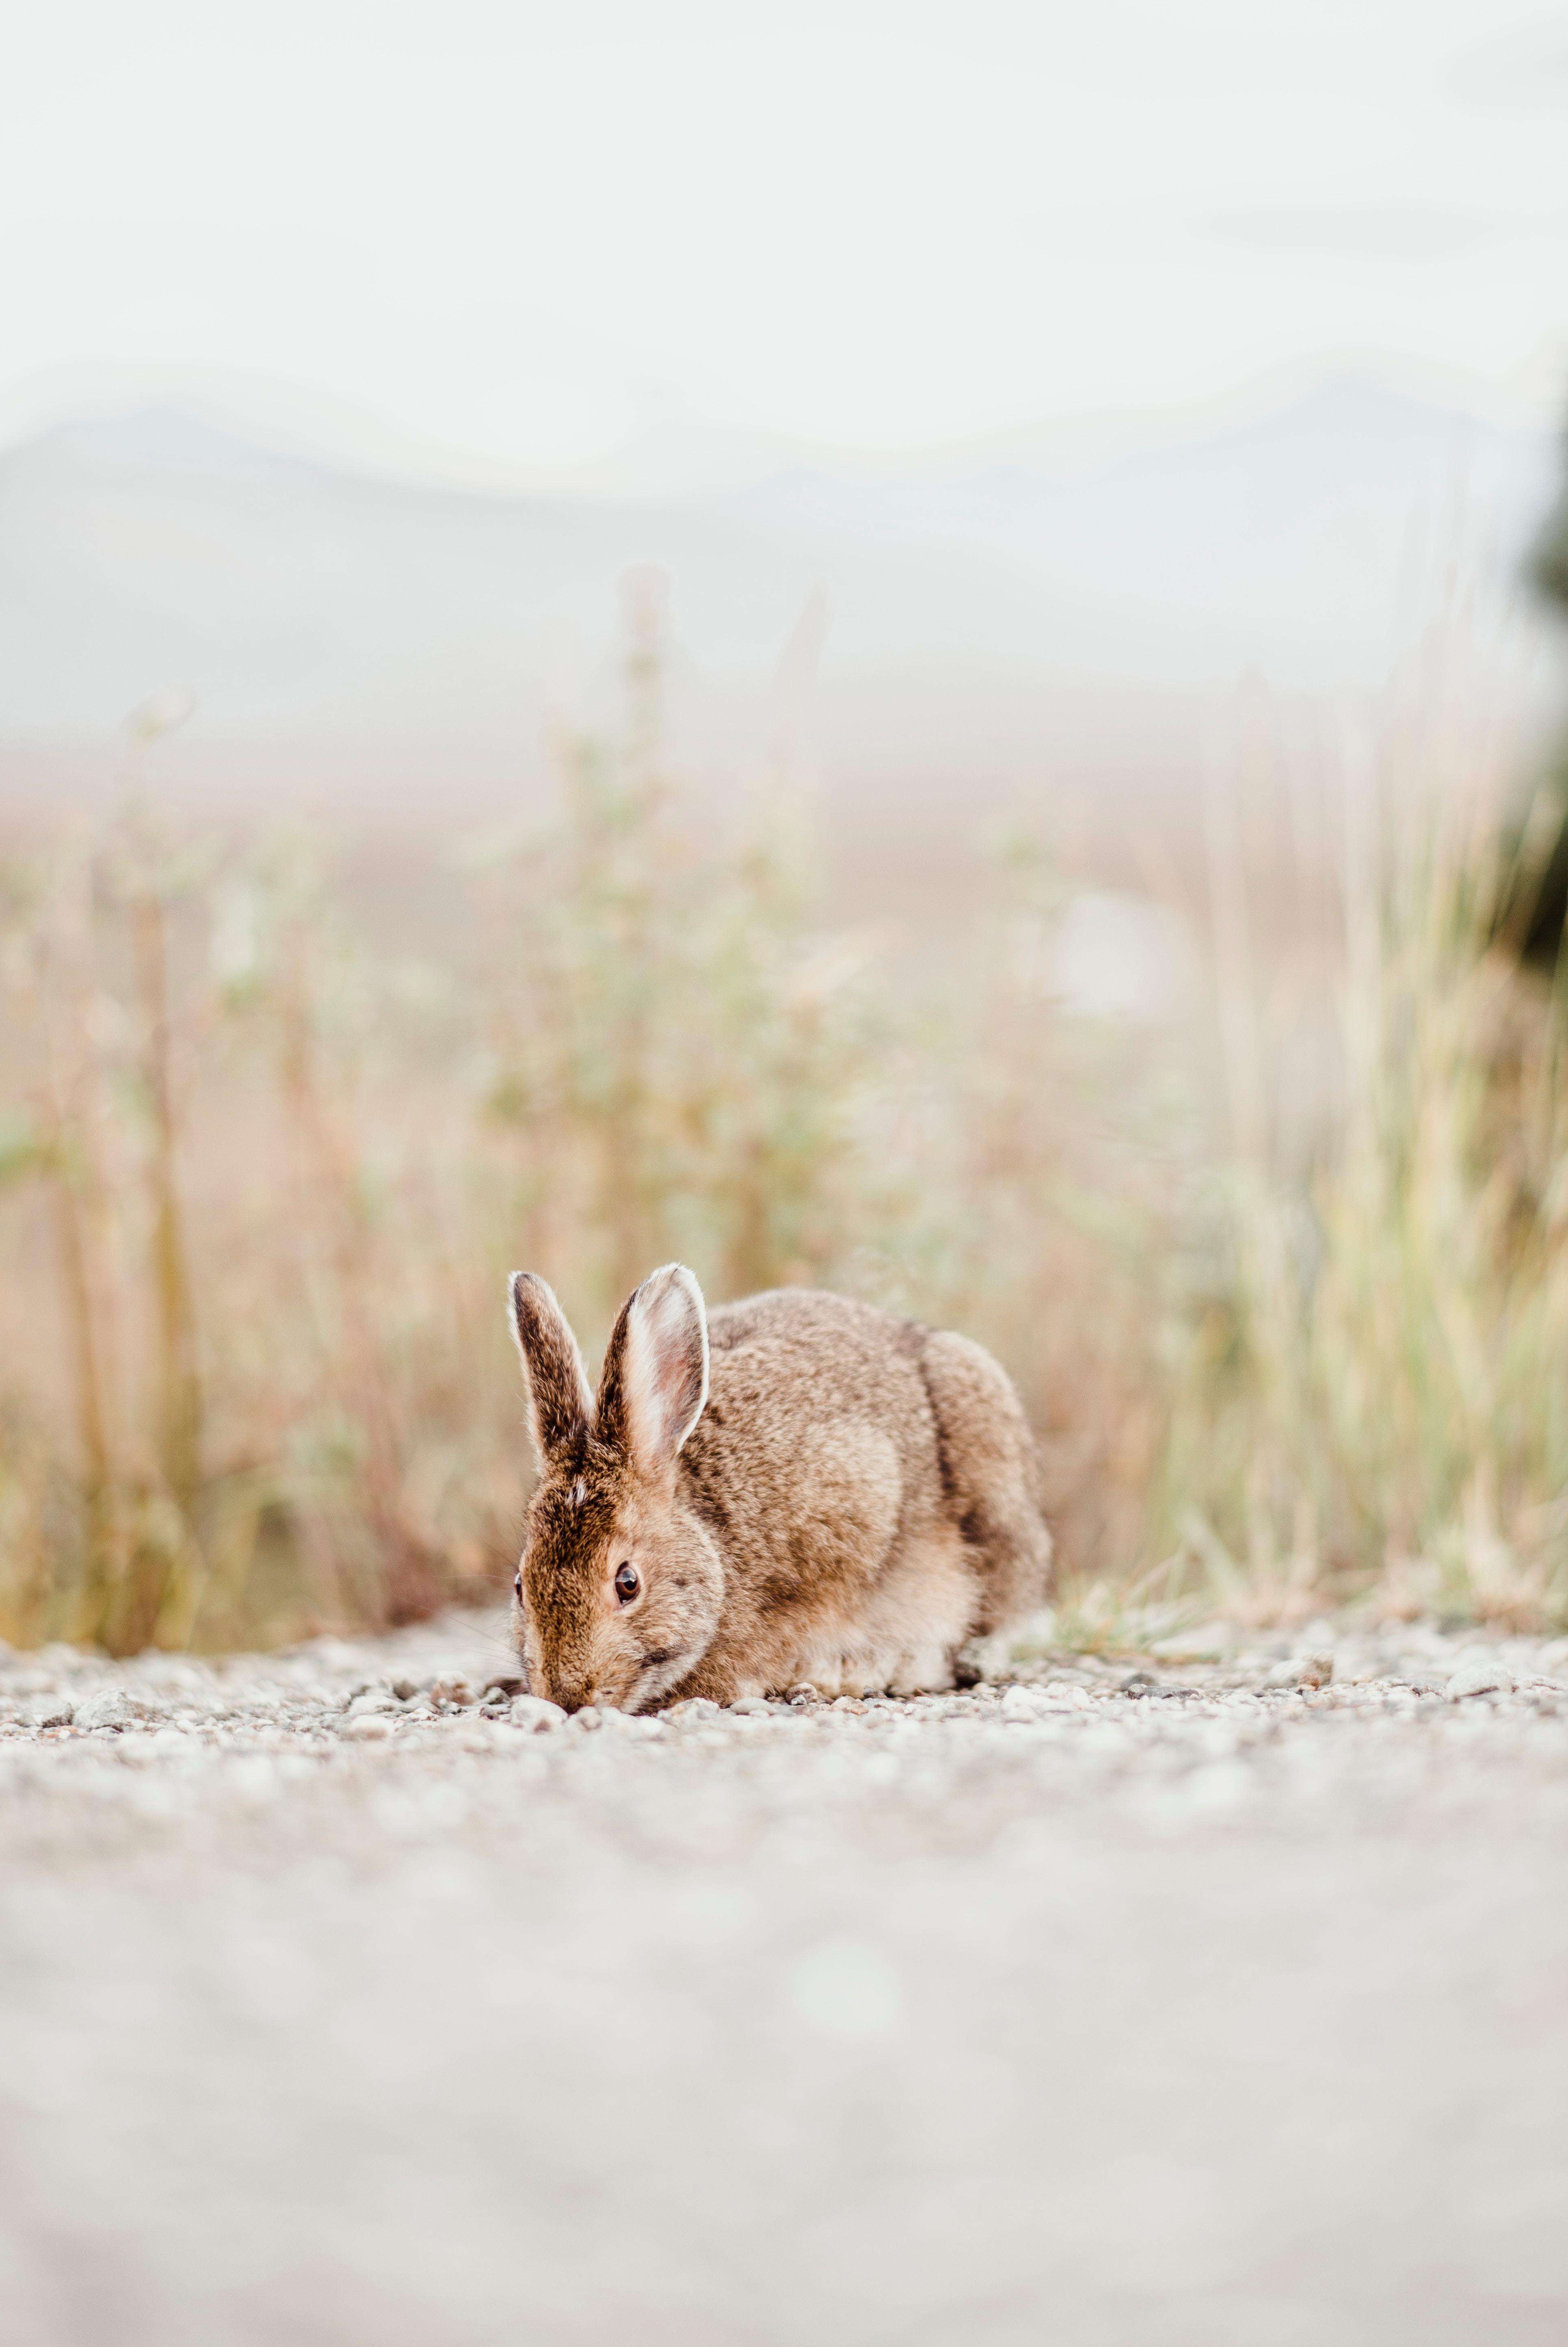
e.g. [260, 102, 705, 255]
[2, 584, 1567, 1654]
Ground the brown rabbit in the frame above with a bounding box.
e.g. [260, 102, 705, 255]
[507, 1264, 1052, 1712]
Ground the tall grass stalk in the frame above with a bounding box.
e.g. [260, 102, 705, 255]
[1161, 696, 1568, 1626]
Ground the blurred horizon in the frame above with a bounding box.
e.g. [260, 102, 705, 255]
[9, 0, 1566, 894]
[2, 379, 1557, 857]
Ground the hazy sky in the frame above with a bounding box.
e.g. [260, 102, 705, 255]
[5, 0, 1566, 494]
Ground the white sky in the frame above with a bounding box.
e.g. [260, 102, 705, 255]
[4, 0, 1567, 495]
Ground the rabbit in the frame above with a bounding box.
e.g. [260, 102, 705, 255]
[507, 1262, 1052, 1713]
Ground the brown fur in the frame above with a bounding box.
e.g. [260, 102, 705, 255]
[508, 1267, 1052, 1712]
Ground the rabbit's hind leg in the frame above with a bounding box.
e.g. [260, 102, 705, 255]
[918, 1330, 1053, 1640]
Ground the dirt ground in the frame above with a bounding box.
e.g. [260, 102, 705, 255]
[2, 1608, 1566, 2346]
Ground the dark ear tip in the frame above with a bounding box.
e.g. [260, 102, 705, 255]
[508, 1270, 548, 1340]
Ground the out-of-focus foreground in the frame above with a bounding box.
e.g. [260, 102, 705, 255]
[3, 1610, 1566, 2345]
[4, 580, 1568, 1652]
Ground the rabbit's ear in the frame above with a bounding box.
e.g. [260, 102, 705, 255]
[596, 1263, 710, 1476]
[508, 1273, 593, 1466]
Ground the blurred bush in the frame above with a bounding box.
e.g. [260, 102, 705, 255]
[2, 596, 1566, 1651]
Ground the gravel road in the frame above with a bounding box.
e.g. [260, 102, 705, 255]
[2, 1610, 1566, 2345]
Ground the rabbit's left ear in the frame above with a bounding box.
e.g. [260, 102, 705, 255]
[596, 1263, 709, 1476]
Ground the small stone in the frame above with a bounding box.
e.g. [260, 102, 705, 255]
[1447, 1650, 1516, 1699]
[665, 1698, 721, 1724]
[346, 1689, 401, 1719]
[390, 1678, 418, 1702]
[28, 1695, 75, 1730]
[507, 1695, 565, 1733]
[73, 1689, 133, 1733]
[1267, 1653, 1334, 1690]
[344, 1714, 394, 1741]
[1000, 1685, 1044, 1721]
[729, 1696, 773, 1717]
[1119, 1671, 1156, 1697]
[787, 1684, 821, 1707]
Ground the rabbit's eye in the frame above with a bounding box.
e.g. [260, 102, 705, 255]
[614, 1561, 641, 1603]
[513, 1572, 522, 1599]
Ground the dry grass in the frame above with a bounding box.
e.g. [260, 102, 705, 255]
[2, 603, 1566, 1651]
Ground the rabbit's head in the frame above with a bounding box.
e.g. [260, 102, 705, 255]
[507, 1263, 722, 1713]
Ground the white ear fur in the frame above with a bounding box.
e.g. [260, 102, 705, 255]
[617, 1263, 710, 1473]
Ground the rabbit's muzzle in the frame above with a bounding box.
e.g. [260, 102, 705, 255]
[544, 1644, 693, 1715]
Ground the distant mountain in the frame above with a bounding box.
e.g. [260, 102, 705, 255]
[743, 385, 1556, 672]
[0, 386, 1557, 831]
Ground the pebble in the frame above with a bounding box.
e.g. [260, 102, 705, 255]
[1267, 1652, 1335, 1689]
[346, 1689, 403, 1720]
[71, 1689, 135, 1733]
[1447, 1650, 1517, 1699]
[508, 1695, 566, 1733]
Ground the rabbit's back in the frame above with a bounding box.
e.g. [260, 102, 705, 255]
[672, 1288, 1049, 1699]
[704, 1287, 935, 1466]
